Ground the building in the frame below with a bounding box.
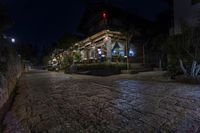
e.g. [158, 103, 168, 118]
[73, 30, 128, 63]
[68, 1, 151, 64]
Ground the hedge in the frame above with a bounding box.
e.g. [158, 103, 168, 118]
[75, 63, 127, 72]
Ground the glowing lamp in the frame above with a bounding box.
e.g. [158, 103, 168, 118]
[104, 36, 109, 42]
[98, 49, 102, 55]
[11, 38, 15, 43]
[53, 58, 57, 62]
[101, 11, 107, 19]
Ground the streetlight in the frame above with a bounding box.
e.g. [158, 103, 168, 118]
[2, 35, 16, 43]
[11, 38, 15, 43]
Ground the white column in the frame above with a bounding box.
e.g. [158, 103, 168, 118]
[106, 37, 112, 62]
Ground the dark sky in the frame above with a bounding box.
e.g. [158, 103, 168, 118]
[2, 0, 168, 45]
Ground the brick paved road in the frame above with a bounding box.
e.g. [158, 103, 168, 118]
[2, 70, 200, 133]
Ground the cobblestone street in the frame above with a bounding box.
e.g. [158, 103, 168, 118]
[2, 70, 200, 133]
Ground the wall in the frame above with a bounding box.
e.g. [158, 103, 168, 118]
[0, 39, 22, 109]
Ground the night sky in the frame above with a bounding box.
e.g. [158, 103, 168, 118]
[2, 0, 168, 45]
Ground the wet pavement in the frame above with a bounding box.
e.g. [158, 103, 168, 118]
[2, 70, 200, 133]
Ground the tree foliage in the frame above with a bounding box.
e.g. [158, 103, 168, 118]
[167, 26, 200, 77]
[0, 4, 12, 33]
[42, 55, 51, 66]
[57, 33, 80, 50]
[16, 43, 37, 62]
[74, 52, 81, 63]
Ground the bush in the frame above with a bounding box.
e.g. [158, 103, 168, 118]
[42, 56, 50, 66]
[74, 52, 81, 63]
[176, 75, 200, 84]
[167, 65, 180, 79]
[66, 63, 127, 76]
[60, 55, 73, 70]
[167, 57, 181, 78]
[75, 63, 127, 72]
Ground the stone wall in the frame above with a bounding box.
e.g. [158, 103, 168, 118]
[0, 39, 23, 109]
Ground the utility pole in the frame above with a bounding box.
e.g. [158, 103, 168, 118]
[126, 33, 133, 71]
[143, 43, 145, 65]
[126, 36, 129, 71]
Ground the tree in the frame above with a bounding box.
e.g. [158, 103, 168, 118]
[151, 34, 168, 70]
[0, 4, 12, 33]
[74, 51, 81, 63]
[150, 10, 171, 70]
[62, 55, 73, 67]
[42, 55, 51, 66]
[120, 26, 140, 69]
[167, 26, 200, 77]
[15, 42, 37, 62]
[57, 33, 80, 50]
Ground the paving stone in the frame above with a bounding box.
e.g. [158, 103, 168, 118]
[2, 70, 200, 132]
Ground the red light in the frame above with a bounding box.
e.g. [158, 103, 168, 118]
[101, 12, 107, 19]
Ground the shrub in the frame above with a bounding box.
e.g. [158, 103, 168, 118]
[61, 55, 73, 69]
[75, 63, 127, 72]
[67, 63, 127, 76]
[74, 52, 81, 63]
[167, 56, 182, 78]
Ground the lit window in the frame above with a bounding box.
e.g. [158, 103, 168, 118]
[112, 42, 125, 56]
[129, 48, 135, 57]
[98, 49, 102, 55]
[119, 50, 125, 56]
[113, 50, 117, 54]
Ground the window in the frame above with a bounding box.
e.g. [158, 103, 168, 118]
[192, 0, 200, 5]
[112, 48, 124, 56]
[129, 48, 135, 57]
[112, 42, 125, 56]
[97, 48, 102, 55]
